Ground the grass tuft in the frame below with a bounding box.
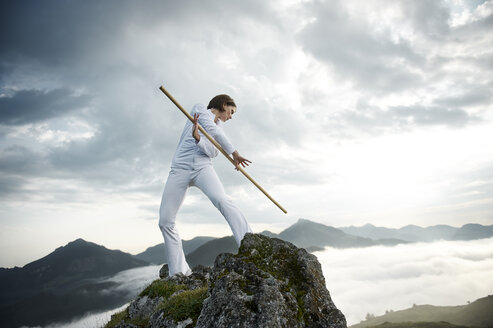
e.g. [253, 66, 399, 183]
[158, 287, 208, 324]
[139, 279, 186, 299]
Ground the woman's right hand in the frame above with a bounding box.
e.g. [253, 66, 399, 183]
[193, 113, 200, 142]
[232, 151, 252, 171]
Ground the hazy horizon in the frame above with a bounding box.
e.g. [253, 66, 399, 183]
[2, 218, 492, 268]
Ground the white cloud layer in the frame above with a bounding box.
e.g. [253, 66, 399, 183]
[315, 237, 493, 325]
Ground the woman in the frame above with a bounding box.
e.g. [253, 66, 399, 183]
[158, 94, 253, 276]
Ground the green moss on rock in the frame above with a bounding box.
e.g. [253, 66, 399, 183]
[237, 235, 313, 323]
[104, 310, 149, 328]
[139, 279, 186, 299]
[158, 286, 208, 324]
[127, 315, 150, 327]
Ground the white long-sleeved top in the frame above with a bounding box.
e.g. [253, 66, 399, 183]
[170, 103, 235, 170]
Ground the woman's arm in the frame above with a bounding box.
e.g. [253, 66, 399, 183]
[193, 110, 251, 169]
[193, 113, 219, 158]
[194, 104, 236, 155]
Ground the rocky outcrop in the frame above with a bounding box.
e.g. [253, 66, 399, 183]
[105, 233, 346, 328]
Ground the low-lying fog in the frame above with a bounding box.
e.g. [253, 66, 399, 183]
[315, 237, 493, 324]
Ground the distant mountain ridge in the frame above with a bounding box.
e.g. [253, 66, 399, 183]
[186, 236, 238, 267]
[135, 218, 410, 267]
[134, 236, 215, 264]
[0, 238, 150, 327]
[0, 238, 148, 298]
[135, 219, 493, 268]
[339, 223, 493, 242]
[182, 219, 410, 267]
[276, 218, 406, 248]
[176, 219, 493, 267]
[350, 295, 493, 328]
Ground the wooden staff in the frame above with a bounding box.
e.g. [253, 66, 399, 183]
[159, 85, 287, 214]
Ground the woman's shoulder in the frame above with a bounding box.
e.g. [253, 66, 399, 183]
[191, 103, 207, 114]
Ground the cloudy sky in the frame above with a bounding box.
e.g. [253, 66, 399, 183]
[1, 0, 493, 268]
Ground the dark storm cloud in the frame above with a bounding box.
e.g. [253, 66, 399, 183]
[1, 1, 121, 67]
[0, 0, 281, 195]
[0, 88, 90, 125]
[0, 175, 26, 198]
[0, 62, 14, 85]
[46, 134, 157, 186]
[0, 0, 180, 67]
[0, 0, 274, 68]
[0, 145, 47, 175]
[0, 145, 47, 199]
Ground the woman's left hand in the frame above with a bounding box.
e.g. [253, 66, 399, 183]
[192, 113, 200, 142]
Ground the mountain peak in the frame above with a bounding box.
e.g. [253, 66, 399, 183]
[106, 233, 347, 328]
[51, 238, 103, 255]
[402, 224, 421, 229]
[71, 237, 88, 243]
[65, 238, 92, 247]
[22, 237, 147, 274]
[461, 223, 484, 229]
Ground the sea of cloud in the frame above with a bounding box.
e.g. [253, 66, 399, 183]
[42, 265, 162, 328]
[315, 237, 493, 325]
[46, 238, 493, 327]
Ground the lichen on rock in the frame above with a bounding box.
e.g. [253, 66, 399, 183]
[196, 233, 346, 328]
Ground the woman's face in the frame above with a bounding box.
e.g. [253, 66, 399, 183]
[216, 105, 236, 122]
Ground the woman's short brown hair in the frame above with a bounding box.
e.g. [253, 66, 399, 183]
[207, 94, 236, 112]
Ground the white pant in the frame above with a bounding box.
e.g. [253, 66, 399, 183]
[158, 165, 252, 276]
